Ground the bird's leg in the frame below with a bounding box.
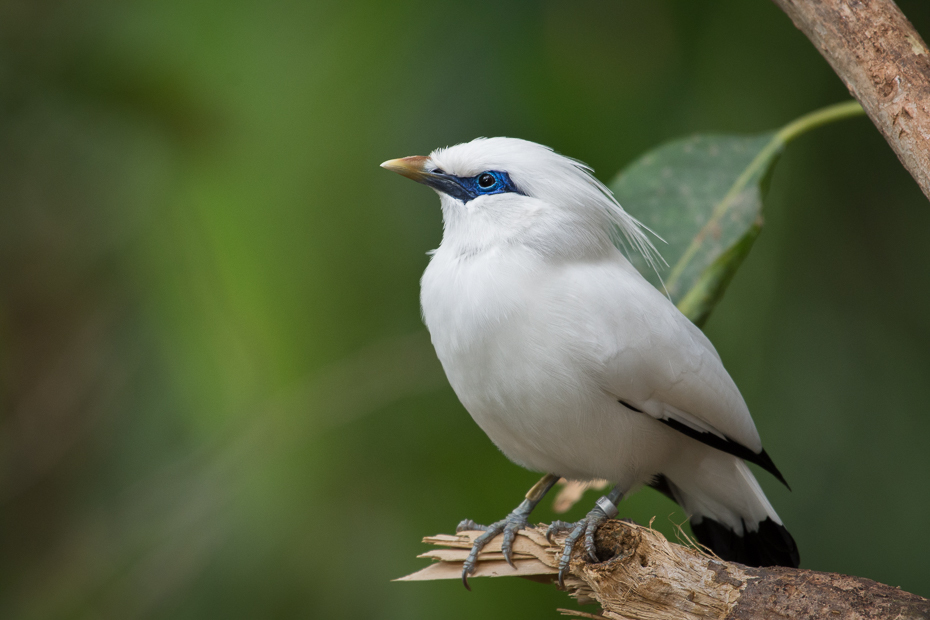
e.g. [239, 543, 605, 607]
[546, 485, 624, 587]
[456, 473, 560, 589]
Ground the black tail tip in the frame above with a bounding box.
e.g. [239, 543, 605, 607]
[691, 516, 800, 568]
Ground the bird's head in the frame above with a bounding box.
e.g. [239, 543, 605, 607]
[382, 137, 661, 265]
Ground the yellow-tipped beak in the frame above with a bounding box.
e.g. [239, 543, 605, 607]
[380, 156, 432, 182]
[381, 155, 471, 200]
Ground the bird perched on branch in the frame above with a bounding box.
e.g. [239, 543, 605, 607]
[382, 137, 799, 588]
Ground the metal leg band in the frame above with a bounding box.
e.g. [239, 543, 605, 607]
[595, 495, 619, 518]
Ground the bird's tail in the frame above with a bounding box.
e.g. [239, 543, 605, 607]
[653, 447, 800, 568]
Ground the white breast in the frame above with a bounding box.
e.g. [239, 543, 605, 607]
[420, 244, 676, 485]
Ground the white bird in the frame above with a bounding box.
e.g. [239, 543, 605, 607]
[381, 137, 798, 587]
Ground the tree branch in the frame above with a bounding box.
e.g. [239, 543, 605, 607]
[770, 0, 930, 201]
[399, 521, 930, 619]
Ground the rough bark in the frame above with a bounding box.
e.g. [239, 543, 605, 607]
[399, 521, 930, 619]
[770, 0, 930, 201]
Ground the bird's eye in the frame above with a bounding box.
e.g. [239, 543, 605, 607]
[477, 173, 496, 189]
[432, 168, 445, 175]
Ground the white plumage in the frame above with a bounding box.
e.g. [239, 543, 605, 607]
[383, 137, 798, 581]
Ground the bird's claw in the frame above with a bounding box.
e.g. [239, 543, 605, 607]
[546, 507, 610, 587]
[456, 509, 531, 589]
[546, 519, 573, 543]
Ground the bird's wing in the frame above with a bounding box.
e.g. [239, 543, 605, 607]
[586, 262, 787, 486]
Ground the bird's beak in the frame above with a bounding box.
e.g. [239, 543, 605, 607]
[380, 156, 433, 183]
[381, 155, 470, 200]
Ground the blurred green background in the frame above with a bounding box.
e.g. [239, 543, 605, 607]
[2, 0, 929, 617]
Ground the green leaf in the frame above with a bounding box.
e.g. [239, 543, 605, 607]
[610, 100, 864, 328]
[611, 132, 778, 327]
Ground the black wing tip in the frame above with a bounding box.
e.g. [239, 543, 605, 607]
[756, 448, 791, 490]
[691, 517, 800, 569]
[654, 416, 791, 490]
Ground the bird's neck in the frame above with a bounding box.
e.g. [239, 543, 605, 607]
[441, 217, 616, 264]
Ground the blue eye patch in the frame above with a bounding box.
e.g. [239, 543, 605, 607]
[422, 169, 525, 203]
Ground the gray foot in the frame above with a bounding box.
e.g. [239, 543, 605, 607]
[456, 505, 531, 590]
[546, 505, 610, 587]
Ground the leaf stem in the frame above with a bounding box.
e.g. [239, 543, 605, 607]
[775, 100, 865, 146]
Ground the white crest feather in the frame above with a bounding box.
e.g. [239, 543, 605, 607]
[571, 157, 667, 272]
